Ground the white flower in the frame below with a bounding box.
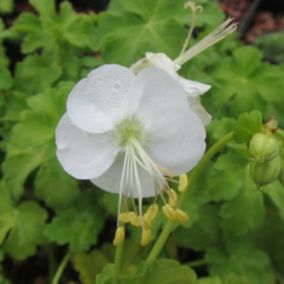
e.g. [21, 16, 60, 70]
[56, 64, 206, 226]
[131, 52, 212, 126]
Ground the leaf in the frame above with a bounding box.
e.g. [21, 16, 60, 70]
[97, 0, 188, 65]
[4, 201, 47, 260]
[35, 157, 80, 210]
[0, 0, 13, 14]
[44, 193, 104, 252]
[14, 54, 62, 94]
[2, 83, 73, 199]
[234, 111, 262, 143]
[97, 259, 197, 284]
[205, 242, 275, 284]
[73, 250, 109, 284]
[208, 46, 284, 118]
[263, 181, 284, 220]
[220, 189, 266, 237]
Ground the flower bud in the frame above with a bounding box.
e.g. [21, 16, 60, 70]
[249, 133, 280, 163]
[113, 227, 125, 246]
[249, 156, 281, 186]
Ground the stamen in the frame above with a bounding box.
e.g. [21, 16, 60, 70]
[168, 188, 178, 207]
[175, 209, 190, 224]
[162, 204, 177, 221]
[178, 174, 189, 192]
[179, 1, 203, 56]
[113, 226, 125, 246]
[175, 18, 238, 65]
[141, 228, 152, 246]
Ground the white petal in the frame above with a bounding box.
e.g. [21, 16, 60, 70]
[67, 64, 144, 133]
[145, 107, 206, 176]
[179, 76, 211, 97]
[145, 52, 181, 75]
[188, 97, 212, 126]
[137, 67, 189, 116]
[91, 153, 156, 198]
[56, 114, 119, 179]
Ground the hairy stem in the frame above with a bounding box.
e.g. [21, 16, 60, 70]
[146, 132, 234, 264]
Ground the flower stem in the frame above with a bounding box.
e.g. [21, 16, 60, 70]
[51, 251, 71, 284]
[112, 241, 124, 284]
[146, 132, 234, 264]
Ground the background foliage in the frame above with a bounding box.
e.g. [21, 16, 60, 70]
[0, 0, 284, 283]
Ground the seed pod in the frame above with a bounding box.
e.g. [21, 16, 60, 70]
[249, 133, 280, 162]
[249, 156, 282, 186]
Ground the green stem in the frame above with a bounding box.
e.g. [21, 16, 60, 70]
[51, 251, 71, 284]
[112, 241, 124, 284]
[146, 132, 234, 264]
[187, 259, 207, 268]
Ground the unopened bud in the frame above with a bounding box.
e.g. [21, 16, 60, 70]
[140, 229, 152, 246]
[168, 189, 178, 207]
[249, 133, 280, 163]
[144, 204, 159, 222]
[162, 204, 176, 221]
[249, 156, 281, 186]
[113, 227, 125, 246]
[178, 174, 188, 192]
[175, 209, 189, 224]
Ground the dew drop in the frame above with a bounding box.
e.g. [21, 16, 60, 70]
[114, 82, 121, 91]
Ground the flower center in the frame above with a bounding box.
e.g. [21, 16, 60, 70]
[114, 116, 145, 147]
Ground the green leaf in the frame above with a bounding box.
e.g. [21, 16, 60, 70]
[206, 242, 275, 284]
[4, 201, 47, 260]
[234, 111, 262, 143]
[14, 54, 62, 93]
[0, 0, 13, 14]
[97, 259, 197, 284]
[263, 181, 284, 220]
[2, 83, 73, 199]
[73, 250, 109, 284]
[220, 189, 265, 237]
[97, 0, 187, 65]
[208, 46, 284, 118]
[44, 193, 104, 252]
[35, 157, 80, 210]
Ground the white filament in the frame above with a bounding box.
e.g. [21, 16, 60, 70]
[175, 18, 237, 65]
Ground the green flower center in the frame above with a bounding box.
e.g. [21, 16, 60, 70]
[114, 116, 145, 147]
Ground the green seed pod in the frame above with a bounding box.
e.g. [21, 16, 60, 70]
[249, 156, 282, 186]
[249, 133, 280, 163]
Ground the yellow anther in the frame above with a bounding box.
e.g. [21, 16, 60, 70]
[162, 204, 176, 221]
[119, 212, 133, 223]
[178, 174, 188, 192]
[113, 226, 125, 246]
[140, 229, 152, 246]
[129, 213, 142, 227]
[175, 209, 189, 224]
[144, 204, 159, 222]
[168, 188, 178, 207]
[158, 165, 173, 178]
